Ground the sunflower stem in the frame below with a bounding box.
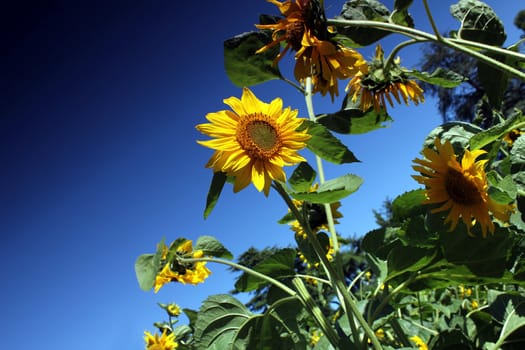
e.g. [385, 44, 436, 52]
[180, 257, 297, 296]
[384, 39, 425, 73]
[304, 76, 340, 255]
[327, 19, 525, 81]
[272, 182, 382, 350]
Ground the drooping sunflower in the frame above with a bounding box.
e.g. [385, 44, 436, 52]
[256, 0, 364, 99]
[346, 45, 424, 113]
[144, 330, 178, 350]
[154, 240, 211, 293]
[196, 87, 310, 196]
[412, 138, 513, 237]
[502, 128, 524, 146]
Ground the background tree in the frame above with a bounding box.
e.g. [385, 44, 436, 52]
[418, 9, 525, 124]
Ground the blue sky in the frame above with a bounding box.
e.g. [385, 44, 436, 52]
[1, 1, 522, 349]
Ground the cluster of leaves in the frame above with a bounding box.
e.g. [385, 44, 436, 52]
[137, 0, 525, 349]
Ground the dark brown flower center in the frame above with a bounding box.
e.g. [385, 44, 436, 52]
[445, 168, 483, 205]
[286, 21, 305, 51]
[237, 114, 281, 160]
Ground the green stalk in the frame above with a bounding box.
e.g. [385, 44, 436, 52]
[327, 19, 525, 81]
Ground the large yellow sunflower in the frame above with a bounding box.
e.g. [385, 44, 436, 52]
[196, 87, 310, 196]
[256, 0, 364, 100]
[346, 45, 424, 113]
[144, 330, 178, 350]
[412, 138, 513, 237]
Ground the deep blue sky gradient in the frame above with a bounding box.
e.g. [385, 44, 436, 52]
[1, 1, 523, 349]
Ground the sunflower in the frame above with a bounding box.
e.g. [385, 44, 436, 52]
[412, 138, 513, 237]
[346, 45, 424, 113]
[502, 129, 524, 146]
[196, 87, 310, 196]
[256, 0, 364, 99]
[144, 330, 178, 350]
[409, 335, 428, 350]
[154, 240, 211, 292]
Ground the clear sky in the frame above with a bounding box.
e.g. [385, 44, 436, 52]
[1, 1, 522, 349]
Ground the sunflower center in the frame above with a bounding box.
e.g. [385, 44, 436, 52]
[445, 168, 483, 205]
[286, 21, 305, 51]
[237, 114, 281, 159]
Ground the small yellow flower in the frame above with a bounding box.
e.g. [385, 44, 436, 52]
[154, 240, 211, 292]
[409, 335, 428, 350]
[144, 330, 178, 350]
[413, 138, 513, 237]
[166, 303, 181, 317]
[346, 45, 424, 113]
[471, 300, 479, 309]
[309, 329, 322, 346]
[503, 129, 524, 146]
[196, 87, 310, 196]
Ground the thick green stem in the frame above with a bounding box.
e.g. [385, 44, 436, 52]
[304, 77, 340, 254]
[327, 19, 525, 81]
[273, 182, 382, 350]
[181, 257, 296, 296]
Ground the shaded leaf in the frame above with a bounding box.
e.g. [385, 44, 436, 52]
[287, 174, 363, 203]
[390, 0, 414, 27]
[450, 0, 506, 46]
[407, 68, 467, 88]
[391, 189, 426, 222]
[235, 248, 296, 292]
[204, 171, 227, 219]
[316, 95, 392, 134]
[195, 235, 233, 260]
[299, 120, 360, 163]
[135, 239, 165, 291]
[224, 31, 281, 87]
[289, 162, 316, 193]
[470, 110, 525, 150]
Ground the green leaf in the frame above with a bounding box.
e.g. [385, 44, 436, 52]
[299, 120, 360, 164]
[424, 121, 482, 152]
[387, 245, 436, 280]
[135, 239, 165, 291]
[289, 162, 316, 193]
[390, 0, 414, 27]
[316, 95, 392, 134]
[439, 225, 515, 277]
[470, 110, 525, 150]
[193, 294, 252, 349]
[224, 31, 281, 87]
[486, 172, 517, 204]
[295, 231, 330, 264]
[334, 0, 392, 47]
[488, 292, 525, 345]
[477, 54, 510, 110]
[287, 174, 363, 204]
[234, 248, 296, 292]
[195, 235, 233, 259]
[204, 171, 227, 219]
[406, 68, 467, 88]
[450, 0, 506, 46]
[391, 189, 426, 222]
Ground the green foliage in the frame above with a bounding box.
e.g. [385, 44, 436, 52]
[469, 110, 525, 150]
[407, 68, 467, 88]
[289, 162, 316, 193]
[316, 95, 392, 134]
[224, 31, 281, 87]
[286, 174, 363, 204]
[234, 248, 296, 292]
[203, 171, 227, 219]
[135, 239, 164, 291]
[299, 120, 360, 164]
[195, 235, 233, 260]
[450, 0, 507, 46]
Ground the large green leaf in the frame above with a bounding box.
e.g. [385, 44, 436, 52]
[287, 174, 363, 204]
[204, 171, 227, 219]
[390, 0, 414, 27]
[334, 0, 392, 47]
[316, 95, 392, 135]
[386, 245, 437, 281]
[288, 162, 316, 193]
[193, 294, 252, 349]
[299, 120, 360, 164]
[224, 31, 281, 87]
[391, 189, 426, 222]
[407, 68, 467, 88]
[195, 235, 233, 259]
[234, 248, 296, 292]
[135, 239, 165, 291]
[470, 110, 525, 150]
[450, 0, 506, 46]
[488, 292, 525, 346]
[424, 121, 482, 152]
